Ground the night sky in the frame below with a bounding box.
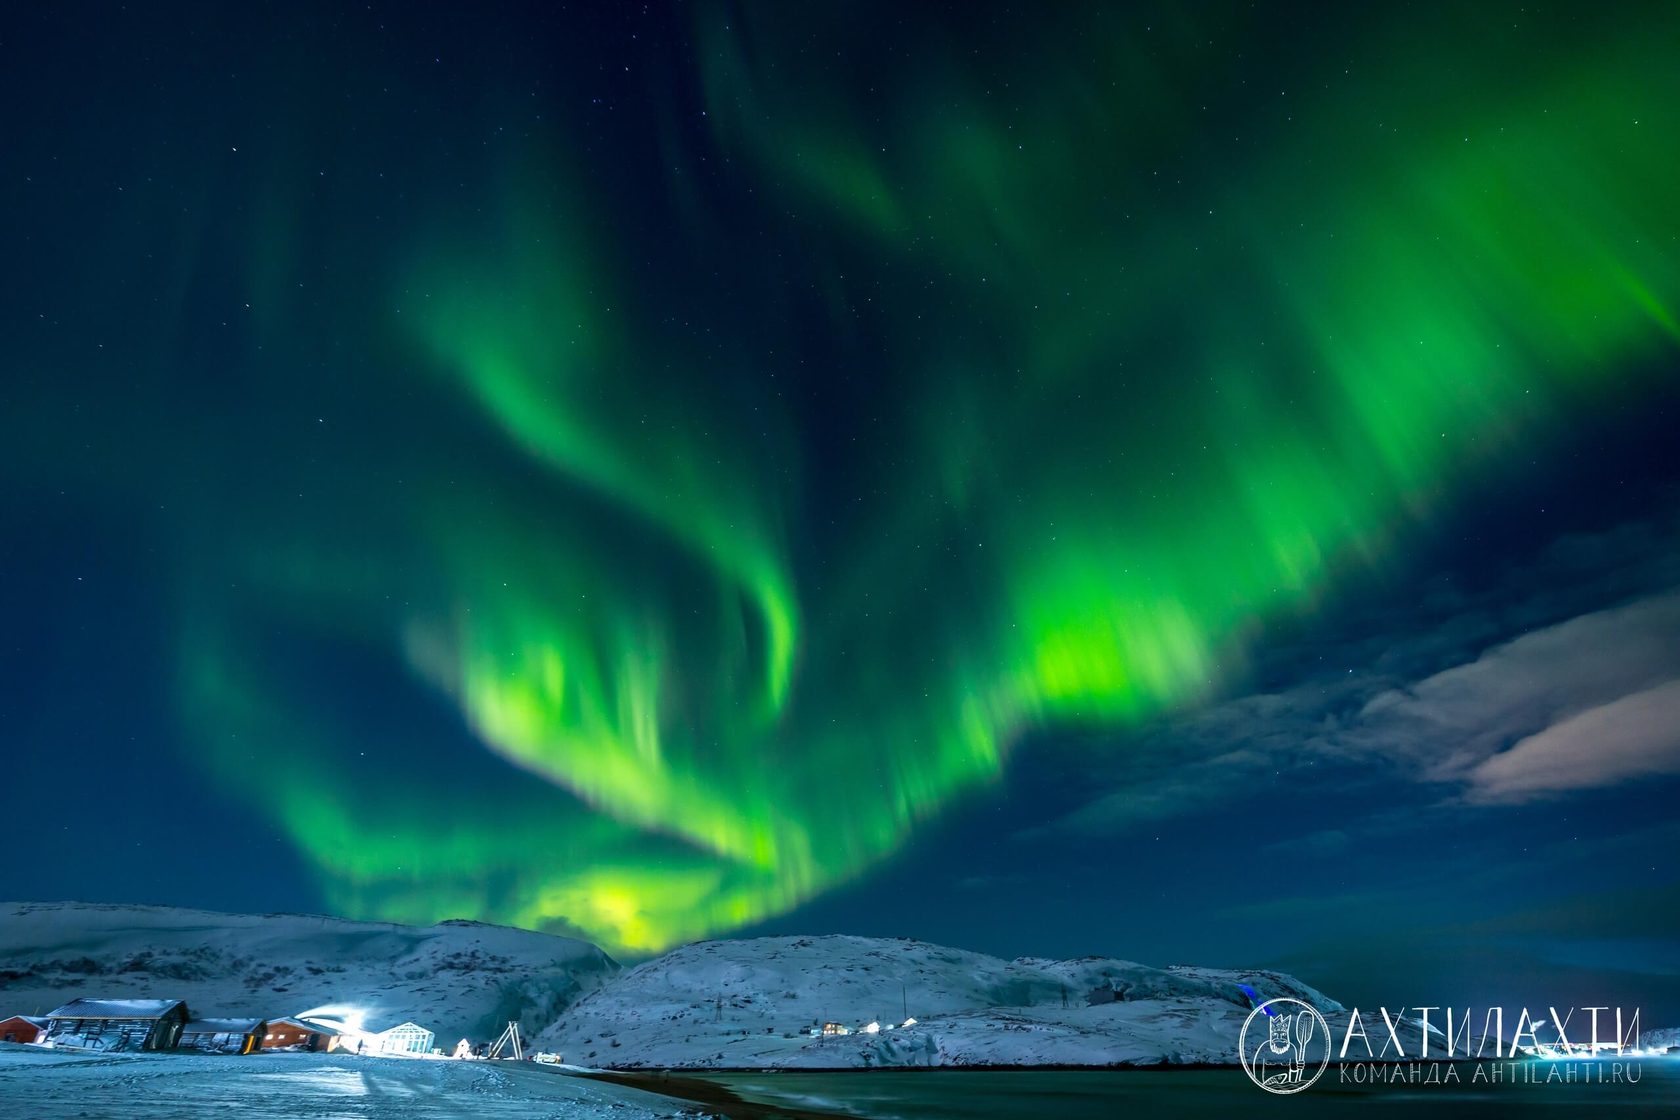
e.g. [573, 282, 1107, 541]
[3, 3, 1678, 1019]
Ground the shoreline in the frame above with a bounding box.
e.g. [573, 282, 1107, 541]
[557, 1062, 1262, 1120]
[562, 1067, 843, 1120]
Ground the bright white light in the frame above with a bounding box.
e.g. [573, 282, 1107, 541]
[862, 1021, 880, 1034]
[294, 1004, 377, 1055]
[296, 1004, 367, 1035]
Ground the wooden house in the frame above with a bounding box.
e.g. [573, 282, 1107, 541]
[176, 1018, 268, 1055]
[262, 1017, 345, 1053]
[43, 999, 189, 1051]
[0, 1015, 47, 1044]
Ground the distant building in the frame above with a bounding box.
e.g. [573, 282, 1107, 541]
[177, 1018, 268, 1055]
[0, 1015, 47, 1044]
[820, 1021, 850, 1037]
[43, 999, 189, 1051]
[263, 1017, 345, 1053]
[372, 1021, 434, 1055]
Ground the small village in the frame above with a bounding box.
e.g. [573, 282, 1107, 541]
[0, 997, 523, 1061]
[0, 994, 931, 1064]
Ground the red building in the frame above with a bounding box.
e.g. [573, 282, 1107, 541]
[0, 1015, 46, 1044]
[262, 1017, 345, 1052]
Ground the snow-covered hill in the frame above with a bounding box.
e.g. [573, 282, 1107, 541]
[538, 935, 1342, 1069]
[0, 903, 618, 1042]
[0, 907, 1436, 1070]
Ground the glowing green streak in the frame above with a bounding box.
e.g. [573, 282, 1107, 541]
[160, 8, 1680, 956]
[407, 182, 799, 714]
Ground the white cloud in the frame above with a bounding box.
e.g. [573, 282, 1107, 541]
[1032, 581, 1680, 837]
[1465, 677, 1680, 802]
[1348, 589, 1680, 787]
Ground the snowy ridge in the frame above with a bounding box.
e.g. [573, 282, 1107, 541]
[1, 906, 1367, 1069]
[539, 934, 1343, 1069]
[0, 902, 618, 1042]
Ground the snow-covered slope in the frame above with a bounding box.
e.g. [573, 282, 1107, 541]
[0, 1046, 695, 1118]
[0, 903, 618, 1042]
[538, 935, 1341, 1069]
[1646, 1027, 1680, 1050]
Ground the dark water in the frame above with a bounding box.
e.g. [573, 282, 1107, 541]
[696, 1059, 1679, 1118]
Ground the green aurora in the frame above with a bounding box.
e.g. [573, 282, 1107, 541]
[12, 5, 1678, 955]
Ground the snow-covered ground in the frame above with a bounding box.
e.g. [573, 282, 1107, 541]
[1645, 1027, 1680, 1050]
[0, 902, 618, 1041]
[539, 934, 1342, 1069]
[0, 1043, 706, 1119]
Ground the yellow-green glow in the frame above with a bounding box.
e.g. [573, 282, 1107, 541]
[141, 7, 1680, 957]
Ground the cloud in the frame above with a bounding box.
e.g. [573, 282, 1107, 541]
[1029, 512, 1680, 837]
[1037, 747, 1271, 837]
[1465, 677, 1680, 802]
[1260, 828, 1351, 857]
[1349, 590, 1680, 782]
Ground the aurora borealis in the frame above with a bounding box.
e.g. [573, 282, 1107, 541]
[3, 0, 1679, 997]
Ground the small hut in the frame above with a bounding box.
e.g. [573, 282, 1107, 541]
[0, 1015, 47, 1044]
[43, 999, 189, 1051]
[263, 1017, 344, 1053]
[177, 1018, 268, 1055]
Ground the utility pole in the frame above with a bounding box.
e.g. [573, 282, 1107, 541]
[901, 984, 908, 1022]
[488, 1021, 523, 1061]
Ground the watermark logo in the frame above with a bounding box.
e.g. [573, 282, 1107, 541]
[1239, 998, 1331, 1094]
[1236, 1002, 1650, 1094]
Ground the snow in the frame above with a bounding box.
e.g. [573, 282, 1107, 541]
[0, 902, 618, 1041]
[2, 903, 1388, 1071]
[45, 998, 184, 1019]
[0, 1045, 706, 1119]
[1646, 1027, 1680, 1050]
[539, 934, 1344, 1069]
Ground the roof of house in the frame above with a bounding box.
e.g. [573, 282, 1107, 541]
[1, 1014, 47, 1027]
[181, 1019, 266, 1035]
[376, 1021, 430, 1034]
[267, 1017, 342, 1035]
[46, 999, 187, 1020]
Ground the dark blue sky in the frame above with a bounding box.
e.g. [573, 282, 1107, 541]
[2, 0, 1677, 1024]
